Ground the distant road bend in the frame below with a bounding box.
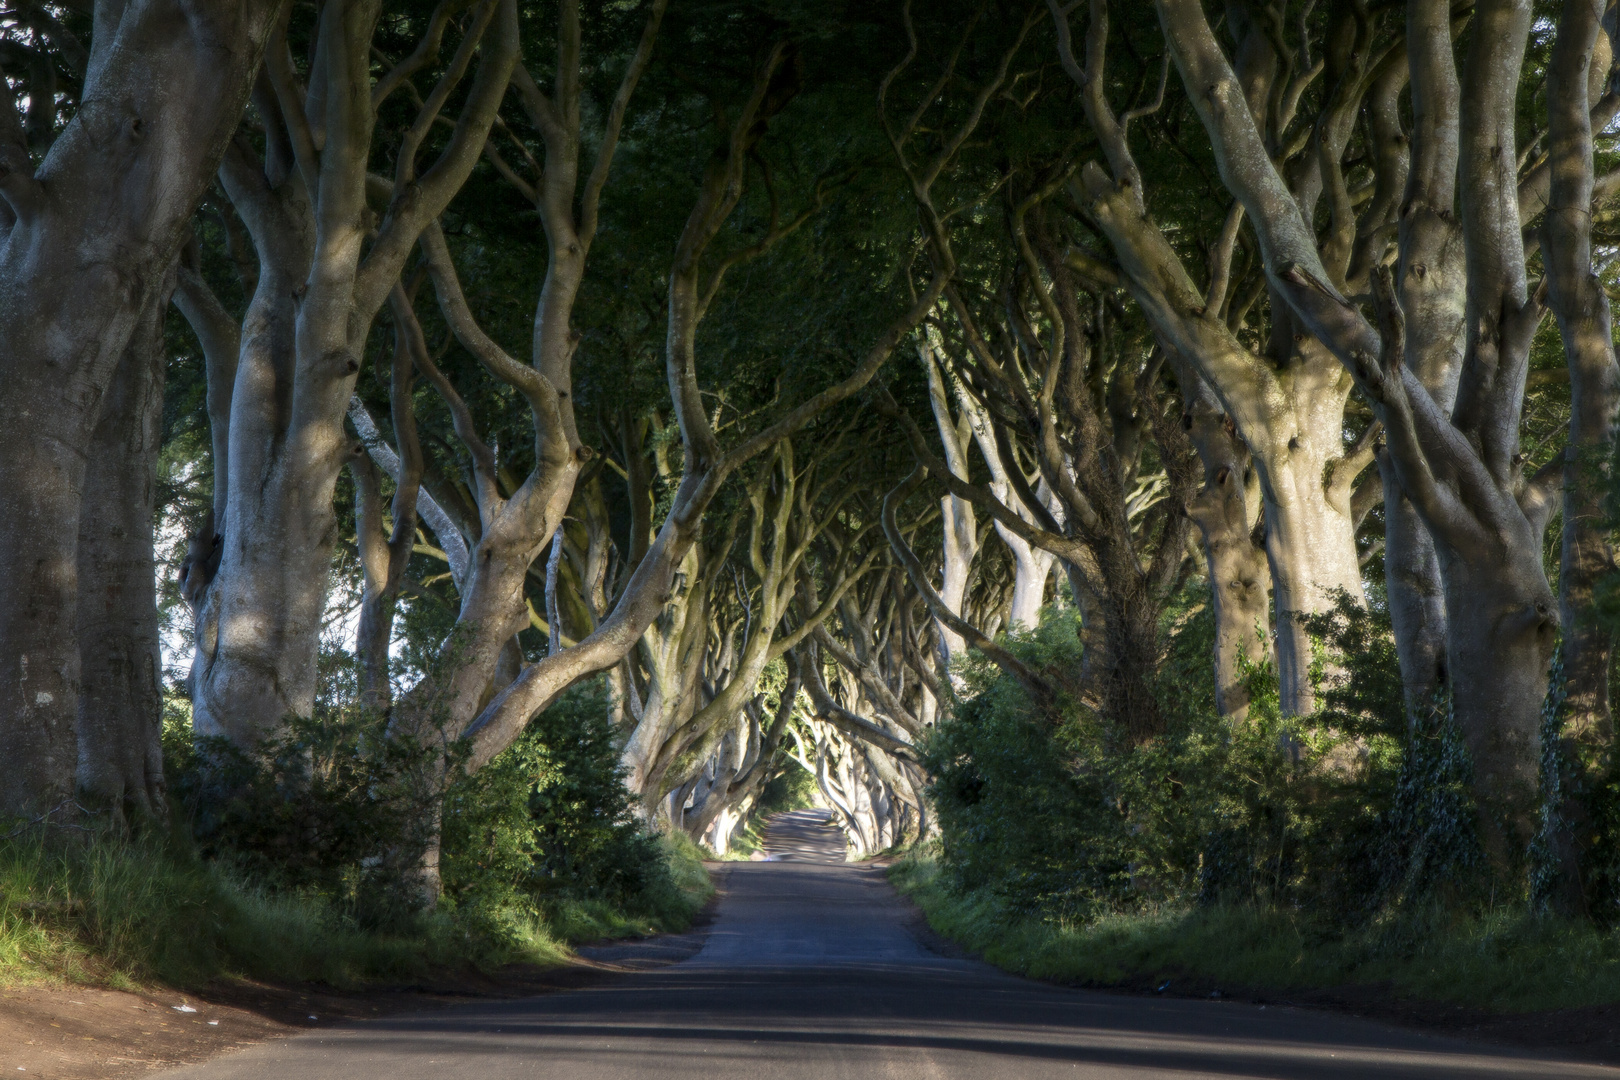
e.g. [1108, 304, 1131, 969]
[165, 810, 1617, 1080]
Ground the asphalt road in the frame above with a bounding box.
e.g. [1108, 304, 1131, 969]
[162, 810, 1617, 1080]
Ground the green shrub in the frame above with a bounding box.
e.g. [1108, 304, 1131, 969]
[922, 584, 1489, 930]
[166, 706, 446, 931]
[440, 680, 710, 940]
[161, 672, 708, 949]
[893, 849, 1620, 1013]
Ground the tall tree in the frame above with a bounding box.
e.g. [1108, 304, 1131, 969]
[0, 0, 283, 820]
[180, 0, 519, 747]
[1156, 0, 1570, 865]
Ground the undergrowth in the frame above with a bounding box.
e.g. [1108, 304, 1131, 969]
[892, 850, 1620, 1013]
[904, 584, 1620, 1014]
[0, 823, 708, 991]
[0, 824, 566, 990]
[0, 678, 711, 990]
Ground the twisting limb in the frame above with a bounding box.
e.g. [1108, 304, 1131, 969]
[882, 467, 1053, 703]
[797, 649, 919, 763]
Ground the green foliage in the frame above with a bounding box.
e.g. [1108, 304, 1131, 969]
[440, 679, 711, 941]
[150, 675, 708, 981]
[893, 850, 1620, 1013]
[166, 707, 448, 931]
[1531, 649, 1620, 923]
[755, 757, 818, 818]
[0, 825, 565, 990]
[923, 583, 1490, 936]
[1380, 690, 1484, 908]
[1, 676, 711, 991]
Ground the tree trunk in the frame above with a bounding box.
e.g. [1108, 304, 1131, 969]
[351, 455, 397, 713]
[1255, 369, 1365, 716]
[921, 339, 979, 671]
[1154, 0, 1559, 878]
[1386, 81, 1467, 718]
[0, 0, 282, 819]
[186, 158, 316, 746]
[1541, 0, 1620, 914]
[1381, 453, 1449, 717]
[1174, 356, 1270, 720]
[1441, 549, 1559, 866]
[74, 276, 174, 828]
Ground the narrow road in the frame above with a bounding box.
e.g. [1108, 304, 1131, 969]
[164, 810, 1616, 1079]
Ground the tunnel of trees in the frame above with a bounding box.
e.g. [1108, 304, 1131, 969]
[5, 0, 1620, 944]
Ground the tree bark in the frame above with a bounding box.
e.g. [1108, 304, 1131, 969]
[920, 335, 979, 672]
[0, 0, 283, 819]
[1252, 358, 1363, 716]
[74, 273, 175, 828]
[1383, 0, 1467, 718]
[1380, 451, 1449, 715]
[1541, 0, 1620, 912]
[1442, 547, 1559, 866]
[1173, 356, 1269, 720]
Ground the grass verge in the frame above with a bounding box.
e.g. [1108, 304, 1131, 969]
[1, 827, 711, 991]
[891, 849, 1620, 1014]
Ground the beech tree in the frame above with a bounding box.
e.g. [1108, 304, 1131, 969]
[1145, 0, 1619, 870]
[176, 0, 519, 748]
[0, 0, 283, 821]
[1053, 0, 1378, 717]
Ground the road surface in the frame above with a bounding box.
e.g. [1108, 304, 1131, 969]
[162, 809, 1617, 1079]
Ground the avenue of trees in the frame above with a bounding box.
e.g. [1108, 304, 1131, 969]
[5, 0, 1620, 926]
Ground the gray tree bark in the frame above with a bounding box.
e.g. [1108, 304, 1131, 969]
[1383, 0, 1464, 718]
[74, 272, 176, 828]
[1172, 355, 1269, 721]
[1541, 0, 1620, 912]
[0, 0, 283, 820]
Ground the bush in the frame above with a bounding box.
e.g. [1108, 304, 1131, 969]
[440, 680, 709, 940]
[166, 707, 446, 931]
[892, 848, 1620, 1013]
[149, 674, 708, 975]
[922, 584, 1488, 929]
